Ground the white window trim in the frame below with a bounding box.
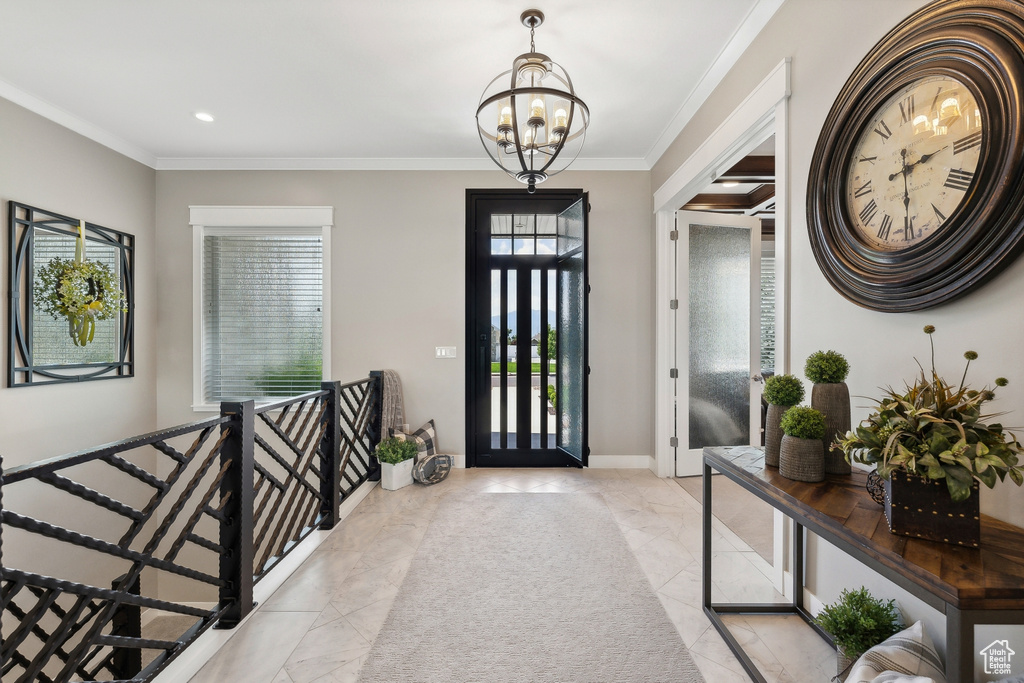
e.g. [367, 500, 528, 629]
[190, 206, 334, 412]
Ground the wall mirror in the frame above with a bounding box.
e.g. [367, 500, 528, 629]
[8, 201, 135, 386]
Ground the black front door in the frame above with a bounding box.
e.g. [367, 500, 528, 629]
[465, 189, 588, 467]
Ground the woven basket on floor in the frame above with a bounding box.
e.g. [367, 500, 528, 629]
[779, 435, 824, 482]
[812, 382, 851, 474]
[765, 403, 789, 467]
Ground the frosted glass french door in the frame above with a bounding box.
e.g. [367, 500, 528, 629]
[675, 211, 761, 476]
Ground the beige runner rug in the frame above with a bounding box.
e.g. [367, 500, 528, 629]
[356, 491, 705, 682]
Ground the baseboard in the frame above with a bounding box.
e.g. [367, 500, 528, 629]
[779, 568, 824, 616]
[588, 455, 654, 469]
[449, 453, 466, 468]
[151, 479, 379, 683]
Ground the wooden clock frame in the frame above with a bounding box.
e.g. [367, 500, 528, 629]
[807, 0, 1024, 312]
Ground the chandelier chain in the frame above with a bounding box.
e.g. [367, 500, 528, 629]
[530, 25, 536, 53]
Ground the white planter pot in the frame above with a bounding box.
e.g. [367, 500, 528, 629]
[381, 459, 415, 490]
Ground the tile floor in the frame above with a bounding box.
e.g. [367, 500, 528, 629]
[188, 468, 835, 683]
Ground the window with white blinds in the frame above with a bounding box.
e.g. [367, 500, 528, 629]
[200, 227, 324, 405]
[760, 253, 776, 375]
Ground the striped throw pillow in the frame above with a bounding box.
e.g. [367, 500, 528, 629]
[848, 621, 946, 683]
[389, 419, 437, 461]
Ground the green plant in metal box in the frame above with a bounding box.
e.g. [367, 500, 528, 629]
[837, 325, 1024, 502]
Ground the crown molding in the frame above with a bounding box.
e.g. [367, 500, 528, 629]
[155, 156, 650, 172]
[0, 78, 157, 168]
[642, 0, 786, 168]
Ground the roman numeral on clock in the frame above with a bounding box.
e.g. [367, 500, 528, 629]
[953, 130, 982, 155]
[932, 203, 947, 223]
[853, 180, 872, 198]
[904, 215, 915, 241]
[859, 155, 877, 164]
[873, 119, 892, 140]
[899, 95, 915, 124]
[944, 168, 975, 192]
[877, 214, 893, 240]
[859, 199, 878, 225]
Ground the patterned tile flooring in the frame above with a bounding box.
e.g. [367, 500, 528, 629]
[187, 468, 835, 683]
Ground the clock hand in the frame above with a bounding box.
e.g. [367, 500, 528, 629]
[914, 145, 949, 166]
[888, 145, 950, 180]
[901, 149, 912, 239]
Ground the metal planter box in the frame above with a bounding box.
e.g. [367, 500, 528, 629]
[883, 471, 980, 547]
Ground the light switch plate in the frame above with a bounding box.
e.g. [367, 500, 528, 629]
[435, 346, 457, 359]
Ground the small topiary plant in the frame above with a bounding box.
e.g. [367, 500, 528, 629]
[814, 587, 902, 659]
[763, 374, 805, 406]
[805, 350, 850, 384]
[375, 437, 418, 465]
[780, 406, 827, 440]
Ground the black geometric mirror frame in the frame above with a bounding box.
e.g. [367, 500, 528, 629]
[7, 201, 135, 387]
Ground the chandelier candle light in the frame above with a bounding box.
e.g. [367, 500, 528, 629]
[476, 9, 590, 193]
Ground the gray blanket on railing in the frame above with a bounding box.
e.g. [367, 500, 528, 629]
[380, 369, 405, 435]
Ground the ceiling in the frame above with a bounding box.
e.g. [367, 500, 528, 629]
[682, 135, 775, 232]
[0, 0, 784, 170]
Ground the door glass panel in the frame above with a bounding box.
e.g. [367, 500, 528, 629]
[513, 238, 535, 255]
[491, 215, 512, 235]
[491, 238, 512, 255]
[557, 200, 585, 462]
[491, 270, 501, 441]
[506, 268, 517, 449]
[547, 269, 557, 446]
[688, 224, 751, 449]
[513, 214, 535, 234]
[530, 269, 542, 445]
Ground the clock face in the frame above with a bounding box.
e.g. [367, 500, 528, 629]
[845, 75, 984, 251]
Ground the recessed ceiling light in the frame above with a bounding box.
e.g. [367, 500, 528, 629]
[722, 180, 739, 187]
[194, 112, 215, 123]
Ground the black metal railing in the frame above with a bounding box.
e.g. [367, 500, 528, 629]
[1, 376, 381, 683]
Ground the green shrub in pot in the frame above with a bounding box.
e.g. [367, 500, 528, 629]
[763, 374, 806, 468]
[375, 437, 418, 465]
[815, 586, 902, 670]
[805, 350, 850, 384]
[764, 374, 805, 406]
[780, 406, 827, 440]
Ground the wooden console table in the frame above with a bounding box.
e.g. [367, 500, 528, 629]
[703, 446, 1024, 683]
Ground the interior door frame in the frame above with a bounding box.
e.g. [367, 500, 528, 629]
[652, 58, 791, 478]
[464, 188, 586, 468]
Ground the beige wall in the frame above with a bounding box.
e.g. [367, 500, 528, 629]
[0, 97, 158, 593]
[653, 0, 1024, 650]
[154, 169, 655, 460]
[0, 98, 158, 467]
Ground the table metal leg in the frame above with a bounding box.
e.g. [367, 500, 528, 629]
[701, 459, 835, 682]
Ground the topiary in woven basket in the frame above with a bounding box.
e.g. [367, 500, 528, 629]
[806, 350, 852, 475]
[763, 375, 805, 468]
[779, 406, 826, 482]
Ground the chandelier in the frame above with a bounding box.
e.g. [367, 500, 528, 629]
[476, 9, 590, 193]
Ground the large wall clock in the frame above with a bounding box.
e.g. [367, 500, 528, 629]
[807, 0, 1024, 312]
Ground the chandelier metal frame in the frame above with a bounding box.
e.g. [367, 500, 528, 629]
[476, 10, 590, 193]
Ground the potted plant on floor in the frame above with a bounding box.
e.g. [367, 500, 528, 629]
[837, 325, 1024, 546]
[763, 374, 805, 467]
[806, 350, 852, 475]
[779, 405, 827, 482]
[814, 586, 902, 682]
[376, 437, 419, 490]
